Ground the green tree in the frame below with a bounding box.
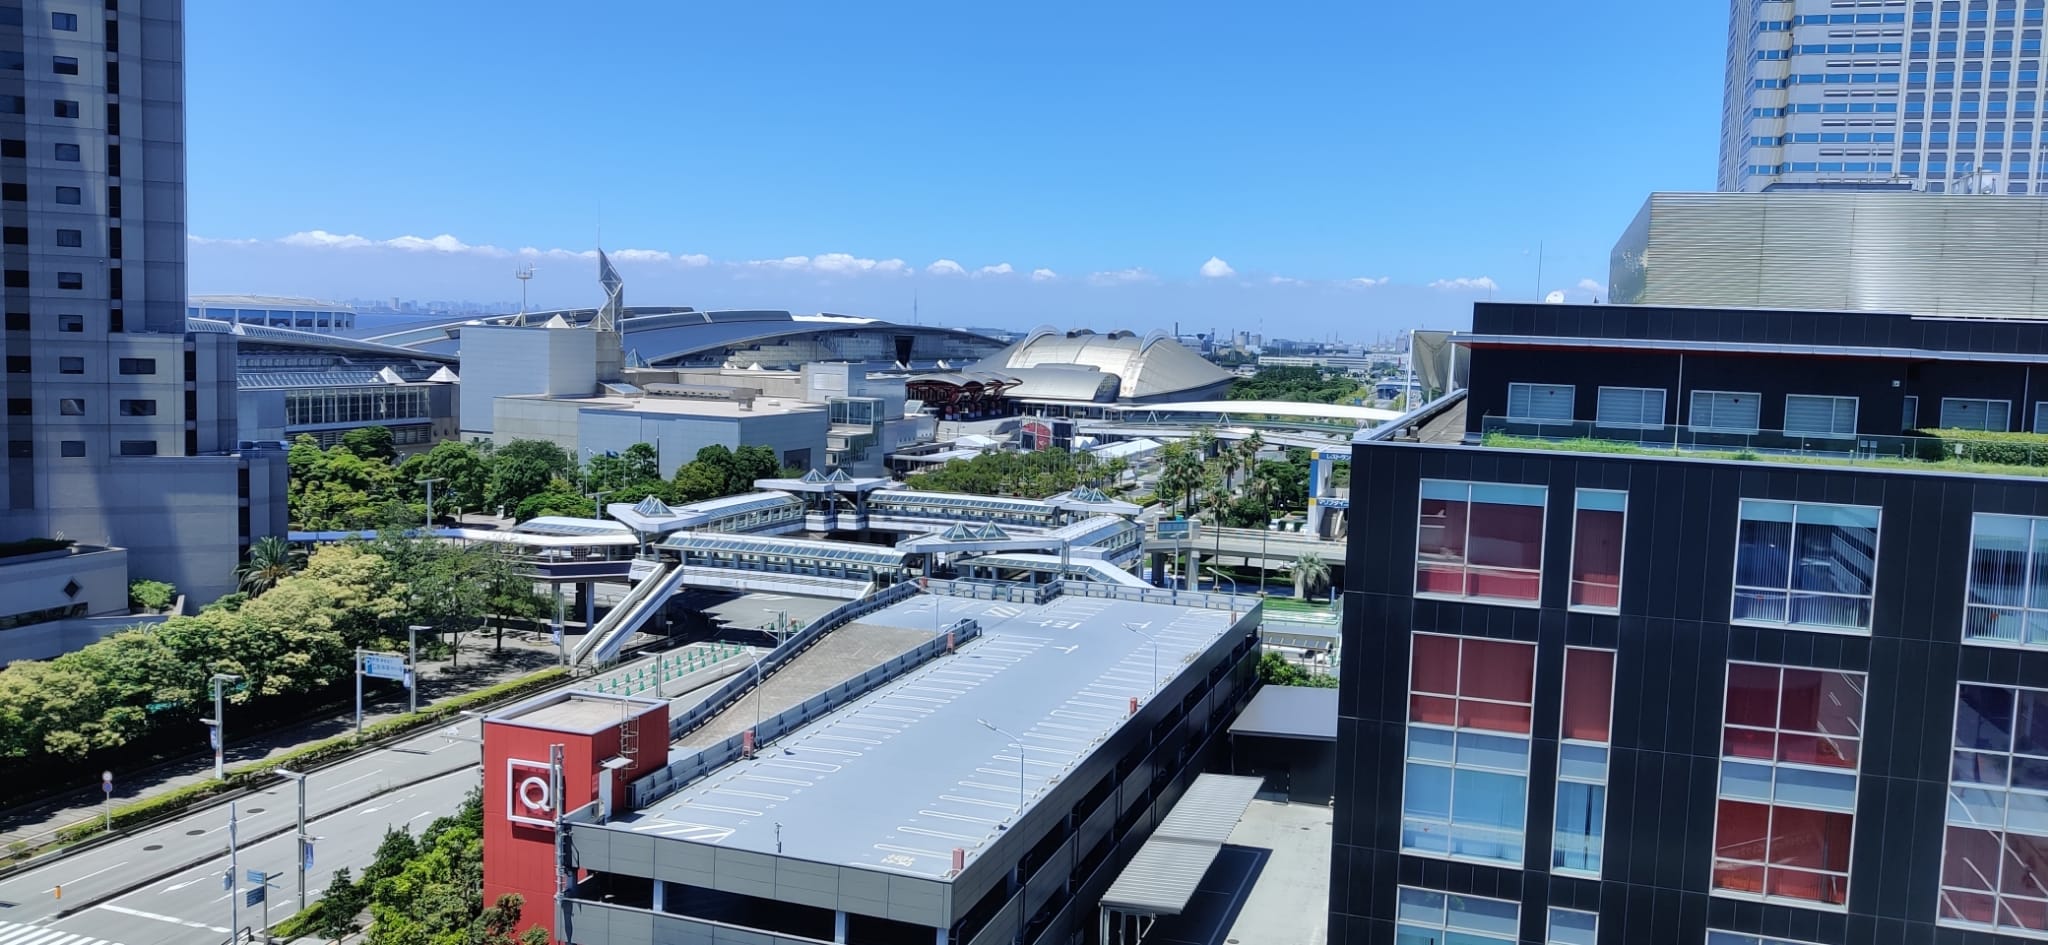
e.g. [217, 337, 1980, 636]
[314, 867, 368, 941]
[399, 441, 491, 518]
[1289, 552, 1331, 600]
[731, 444, 780, 491]
[513, 480, 596, 523]
[488, 440, 575, 511]
[1156, 443, 1203, 516]
[340, 425, 397, 463]
[620, 442, 662, 484]
[236, 535, 304, 597]
[128, 579, 176, 612]
[1258, 649, 1338, 688]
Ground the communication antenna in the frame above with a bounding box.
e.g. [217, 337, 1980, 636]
[515, 264, 537, 323]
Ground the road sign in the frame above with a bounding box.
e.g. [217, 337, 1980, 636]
[245, 887, 264, 907]
[101, 771, 111, 795]
[208, 726, 220, 751]
[246, 869, 266, 885]
[1156, 520, 1198, 542]
[361, 652, 407, 681]
[302, 839, 315, 872]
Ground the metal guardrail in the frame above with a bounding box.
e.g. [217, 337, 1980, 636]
[630, 616, 980, 809]
[584, 644, 752, 698]
[663, 581, 920, 744]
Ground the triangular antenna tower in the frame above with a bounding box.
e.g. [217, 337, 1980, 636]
[593, 250, 625, 333]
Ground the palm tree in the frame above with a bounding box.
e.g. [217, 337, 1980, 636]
[1289, 552, 1331, 601]
[1236, 432, 1265, 484]
[237, 535, 304, 597]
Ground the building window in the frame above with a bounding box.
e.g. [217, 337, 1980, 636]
[1403, 634, 1537, 866]
[1691, 390, 1762, 433]
[117, 440, 156, 456]
[2, 313, 21, 331]
[1547, 908, 1598, 945]
[56, 314, 80, 332]
[1713, 662, 1864, 908]
[54, 186, 80, 205]
[116, 357, 153, 375]
[52, 100, 78, 119]
[6, 441, 27, 459]
[1904, 395, 1920, 431]
[2, 227, 23, 245]
[5, 398, 25, 416]
[51, 56, 77, 75]
[1943, 397, 2013, 431]
[1732, 499, 1880, 632]
[1507, 382, 1575, 422]
[2036, 400, 2048, 434]
[1554, 647, 1614, 877]
[52, 143, 79, 162]
[59, 398, 83, 416]
[1941, 682, 2048, 935]
[1416, 480, 1546, 605]
[58, 357, 82, 375]
[117, 399, 153, 417]
[1959, 513, 2048, 646]
[0, 140, 17, 158]
[59, 440, 84, 458]
[55, 229, 80, 248]
[3, 356, 26, 374]
[51, 11, 77, 30]
[1594, 385, 1665, 428]
[1396, 887, 1519, 945]
[1784, 394, 1858, 436]
[1570, 489, 1625, 612]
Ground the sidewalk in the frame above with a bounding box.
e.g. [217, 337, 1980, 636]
[0, 632, 565, 851]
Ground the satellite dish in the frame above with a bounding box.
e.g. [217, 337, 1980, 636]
[1544, 290, 1567, 304]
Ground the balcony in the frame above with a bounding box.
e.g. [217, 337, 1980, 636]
[1480, 416, 2048, 480]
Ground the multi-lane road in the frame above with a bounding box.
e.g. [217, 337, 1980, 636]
[0, 640, 758, 945]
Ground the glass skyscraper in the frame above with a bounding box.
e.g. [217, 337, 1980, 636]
[1721, 0, 2048, 194]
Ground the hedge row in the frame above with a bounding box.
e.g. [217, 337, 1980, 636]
[1912, 428, 2048, 467]
[47, 667, 567, 847]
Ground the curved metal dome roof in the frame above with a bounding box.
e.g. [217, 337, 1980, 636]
[981, 328, 1231, 401]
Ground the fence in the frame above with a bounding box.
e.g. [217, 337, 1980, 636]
[584, 643, 752, 698]
[630, 617, 980, 809]
[663, 581, 920, 744]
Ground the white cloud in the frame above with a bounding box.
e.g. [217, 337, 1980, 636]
[1428, 276, 1499, 292]
[1267, 275, 1306, 286]
[384, 233, 507, 256]
[1031, 268, 1058, 282]
[611, 249, 671, 263]
[281, 229, 374, 249]
[518, 246, 599, 260]
[1088, 267, 1155, 286]
[188, 235, 260, 246]
[743, 253, 909, 276]
[975, 262, 1014, 277]
[1199, 256, 1236, 279]
[1346, 276, 1391, 288]
[676, 253, 712, 268]
[1577, 278, 1607, 296]
[926, 258, 967, 276]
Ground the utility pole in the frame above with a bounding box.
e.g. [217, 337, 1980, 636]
[207, 673, 241, 781]
[977, 718, 1026, 826]
[227, 801, 240, 940]
[407, 625, 423, 714]
[276, 769, 312, 912]
[417, 477, 444, 531]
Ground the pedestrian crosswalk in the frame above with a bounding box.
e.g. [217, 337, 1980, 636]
[0, 920, 132, 945]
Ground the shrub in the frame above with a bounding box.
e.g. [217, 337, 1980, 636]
[128, 580, 176, 612]
[1915, 428, 2048, 467]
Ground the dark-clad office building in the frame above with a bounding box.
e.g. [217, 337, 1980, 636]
[1334, 301, 2048, 945]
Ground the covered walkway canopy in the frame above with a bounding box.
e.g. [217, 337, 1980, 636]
[1099, 774, 1264, 943]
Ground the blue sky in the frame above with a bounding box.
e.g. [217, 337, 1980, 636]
[184, 1, 1726, 339]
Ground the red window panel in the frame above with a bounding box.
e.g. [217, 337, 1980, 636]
[1715, 800, 1854, 905]
[1769, 806, 1853, 873]
[2004, 832, 2048, 899]
[1409, 694, 1457, 727]
[1417, 497, 1469, 560]
[1726, 663, 1783, 729]
[1715, 800, 1771, 863]
[2003, 896, 2048, 933]
[1560, 648, 1615, 743]
[1412, 634, 1460, 696]
[1945, 826, 2002, 893]
[1779, 669, 1865, 740]
[1944, 889, 2000, 925]
[1778, 731, 1860, 769]
[1570, 505, 1624, 609]
[1723, 726, 1776, 761]
[1457, 700, 1533, 734]
[1468, 501, 1544, 571]
[1461, 639, 1536, 704]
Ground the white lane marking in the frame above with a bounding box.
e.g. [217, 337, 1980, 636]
[4, 930, 73, 945]
[158, 875, 205, 893]
[740, 774, 813, 788]
[97, 903, 231, 933]
[898, 825, 980, 842]
[711, 788, 788, 802]
[917, 809, 1003, 826]
[874, 843, 948, 859]
[938, 794, 1019, 810]
[407, 809, 436, 824]
[51, 860, 127, 892]
[325, 771, 376, 791]
[683, 801, 763, 817]
[760, 759, 840, 773]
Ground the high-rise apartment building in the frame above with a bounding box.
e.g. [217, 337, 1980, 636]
[1721, 0, 2048, 194]
[0, 0, 284, 609]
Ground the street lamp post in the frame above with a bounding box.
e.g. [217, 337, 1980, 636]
[207, 673, 241, 781]
[1119, 623, 1158, 702]
[1208, 567, 1239, 617]
[587, 488, 612, 522]
[275, 769, 312, 912]
[416, 477, 444, 531]
[406, 625, 425, 714]
[976, 718, 1028, 825]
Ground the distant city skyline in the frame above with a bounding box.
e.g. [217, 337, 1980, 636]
[184, 0, 1725, 336]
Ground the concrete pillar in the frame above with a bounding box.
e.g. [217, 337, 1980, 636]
[652, 880, 665, 912]
[582, 582, 596, 630]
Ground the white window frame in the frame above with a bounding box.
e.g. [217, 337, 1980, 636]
[1689, 389, 1763, 433]
[1398, 631, 1538, 869]
[1728, 498, 1881, 635]
[1413, 479, 1548, 610]
[1568, 488, 1626, 614]
[1707, 659, 1866, 915]
[1507, 382, 1575, 422]
[1552, 646, 1615, 879]
[1395, 885, 1521, 945]
[1959, 512, 2048, 651]
[1941, 396, 2013, 431]
[1935, 679, 2048, 940]
[1903, 394, 1919, 431]
[1782, 394, 1859, 436]
[1547, 907, 1598, 945]
[2036, 400, 2048, 433]
[1594, 385, 1666, 429]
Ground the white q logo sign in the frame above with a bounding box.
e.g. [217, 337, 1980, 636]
[506, 759, 557, 828]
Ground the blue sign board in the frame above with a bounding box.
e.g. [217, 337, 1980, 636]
[361, 653, 407, 682]
[1155, 520, 1197, 542]
[245, 887, 264, 907]
[246, 869, 266, 885]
